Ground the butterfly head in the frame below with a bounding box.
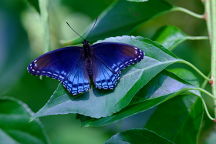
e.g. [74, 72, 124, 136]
[82, 40, 90, 47]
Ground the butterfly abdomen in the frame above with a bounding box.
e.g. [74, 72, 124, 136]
[85, 58, 93, 78]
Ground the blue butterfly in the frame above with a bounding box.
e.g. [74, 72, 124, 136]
[27, 40, 144, 95]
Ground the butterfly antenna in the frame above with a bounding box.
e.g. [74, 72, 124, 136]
[83, 17, 98, 39]
[66, 21, 85, 41]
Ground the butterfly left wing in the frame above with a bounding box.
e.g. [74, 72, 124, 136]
[27, 46, 90, 95]
[91, 42, 144, 89]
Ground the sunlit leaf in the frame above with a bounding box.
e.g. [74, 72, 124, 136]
[152, 26, 187, 50]
[80, 69, 199, 127]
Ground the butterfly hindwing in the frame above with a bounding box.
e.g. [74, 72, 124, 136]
[91, 42, 144, 89]
[92, 56, 120, 89]
[62, 59, 90, 95]
[27, 46, 90, 95]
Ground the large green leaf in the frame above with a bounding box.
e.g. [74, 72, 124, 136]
[0, 7, 29, 94]
[80, 69, 199, 127]
[152, 26, 187, 51]
[34, 36, 181, 119]
[105, 129, 173, 144]
[85, 0, 173, 42]
[145, 94, 203, 144]
[0, 97, 48, 144]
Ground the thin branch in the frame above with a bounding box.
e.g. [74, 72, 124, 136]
[172, 7, 205, 19]
[186, 36, 209, 40]
[177, 60, 210, 81]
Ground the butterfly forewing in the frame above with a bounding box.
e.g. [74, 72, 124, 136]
[27, 46, 90, 95]
[91, 42, 144, 89]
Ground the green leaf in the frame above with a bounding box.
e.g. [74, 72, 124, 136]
[105, 129, 173, 144]
[152, 26, 187, 50]
[0, 97, 48, 144]
[27, 0, 40, 13]
[34, 36, 181, 119]
[80, 69, 199, 127]
[86, 0, 172, 42]
[0, 8, 29, 94]
[145, 94, 203, 144]
[166, 68, 199, 87]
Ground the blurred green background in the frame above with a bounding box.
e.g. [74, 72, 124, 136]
[0, 0, 212, 144]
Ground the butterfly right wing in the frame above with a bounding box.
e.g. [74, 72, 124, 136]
[92, 56, 120, 89]
[27, 46, 90, 95]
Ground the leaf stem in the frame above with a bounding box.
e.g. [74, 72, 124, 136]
[172, 7, 205, 19]
[189, 87, 215, 99]
[201, 72, 211, 88]
[39, 0, 50, 53]
[177, 60, 210, 81]
[182, 87, 215, 120]
[186, 36, 209, 40]
[199, 96, 215, 120]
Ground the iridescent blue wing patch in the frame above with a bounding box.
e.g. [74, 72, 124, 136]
[91, 42, 144, 89]
[27, 46, 90, 95]
[92, 56, 121, 89]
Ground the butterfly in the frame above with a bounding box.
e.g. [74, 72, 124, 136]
[27, 39, 144, 95]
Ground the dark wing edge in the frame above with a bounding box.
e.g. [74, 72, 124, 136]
[92, 42, 144, 73]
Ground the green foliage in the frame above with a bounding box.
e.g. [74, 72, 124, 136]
[0, 5, 29, 94]
[27, 0, 40, 13]
[85, 0, 172, 42]
[34, 36, 181, 119]
[0, 97, 48, 144]
[145, 94, 203, 144]
[153, 26, 187, 51]
[105, 129, 173, 144]
[80, 69, 200, 127]
[1, 0, 214, 143]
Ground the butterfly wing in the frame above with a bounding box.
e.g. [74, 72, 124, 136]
[27, 46, 90, 95]
[92, 56, 121, 89]
[91, 42, 144, 89]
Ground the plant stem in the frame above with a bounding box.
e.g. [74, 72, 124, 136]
[172, 7, 205, 19]
[39, 0, 50, 53]
[177, 60, 210, 81]
[205, 0, 216, 119]
[200, 96, 215, 120]
[186, 36, 209, 40]
[180, 87, 215, 120]
[201, 72, 211, 88]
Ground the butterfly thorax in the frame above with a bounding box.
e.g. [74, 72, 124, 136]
[82, 40, 93, 77]
[82, 40, 91, 58]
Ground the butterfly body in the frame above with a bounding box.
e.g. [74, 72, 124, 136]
[27, 40, 144, 95]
